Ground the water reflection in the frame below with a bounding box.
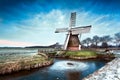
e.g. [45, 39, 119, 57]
[50, 60, 89, 71]
[0, 69, 39, 80]
[66, 71, 80, 80]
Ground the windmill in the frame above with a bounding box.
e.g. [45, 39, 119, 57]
[55, 12, 91, 51]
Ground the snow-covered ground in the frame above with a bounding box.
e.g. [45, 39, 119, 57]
[83, 58, 120, 80]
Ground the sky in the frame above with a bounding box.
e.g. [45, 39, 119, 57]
[0, 0, 120, 47]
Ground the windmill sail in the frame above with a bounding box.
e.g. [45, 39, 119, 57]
[69, 12, 76, 28]
[71, 26, 91, 34]
[55, 28, 68, 33]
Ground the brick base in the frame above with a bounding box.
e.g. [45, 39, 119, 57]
[67, 47, 81, 51]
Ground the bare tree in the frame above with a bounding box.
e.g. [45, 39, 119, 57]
[92, 35, 100, 47]
[86, 38, 92, 47]
[100, 35, 112, 48]
[82, 38, 92, 47]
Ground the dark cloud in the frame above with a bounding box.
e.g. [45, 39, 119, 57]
[0, 0, 38, 22]
[0, 0, 120, 24]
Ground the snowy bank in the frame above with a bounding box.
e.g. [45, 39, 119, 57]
[83, 58, 120, 80]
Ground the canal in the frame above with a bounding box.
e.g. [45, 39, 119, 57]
[0, 58, 107, 80]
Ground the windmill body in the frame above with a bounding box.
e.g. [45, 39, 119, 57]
[55, 12, 91, 51]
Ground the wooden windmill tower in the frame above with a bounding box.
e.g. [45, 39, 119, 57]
[55, 12, 91, 51]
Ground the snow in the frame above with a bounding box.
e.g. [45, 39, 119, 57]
[83, 58, 120, 80]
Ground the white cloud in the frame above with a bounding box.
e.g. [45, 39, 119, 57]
[76, 11, 120, 40]
[1, 9, 120, 46]
[9, 9, 68, 46]
[18, 9, 68, 30]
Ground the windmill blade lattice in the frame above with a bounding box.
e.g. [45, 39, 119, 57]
[69, 12, 76, 28]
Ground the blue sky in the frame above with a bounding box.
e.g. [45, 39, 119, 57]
[0, 0, 120, 47]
